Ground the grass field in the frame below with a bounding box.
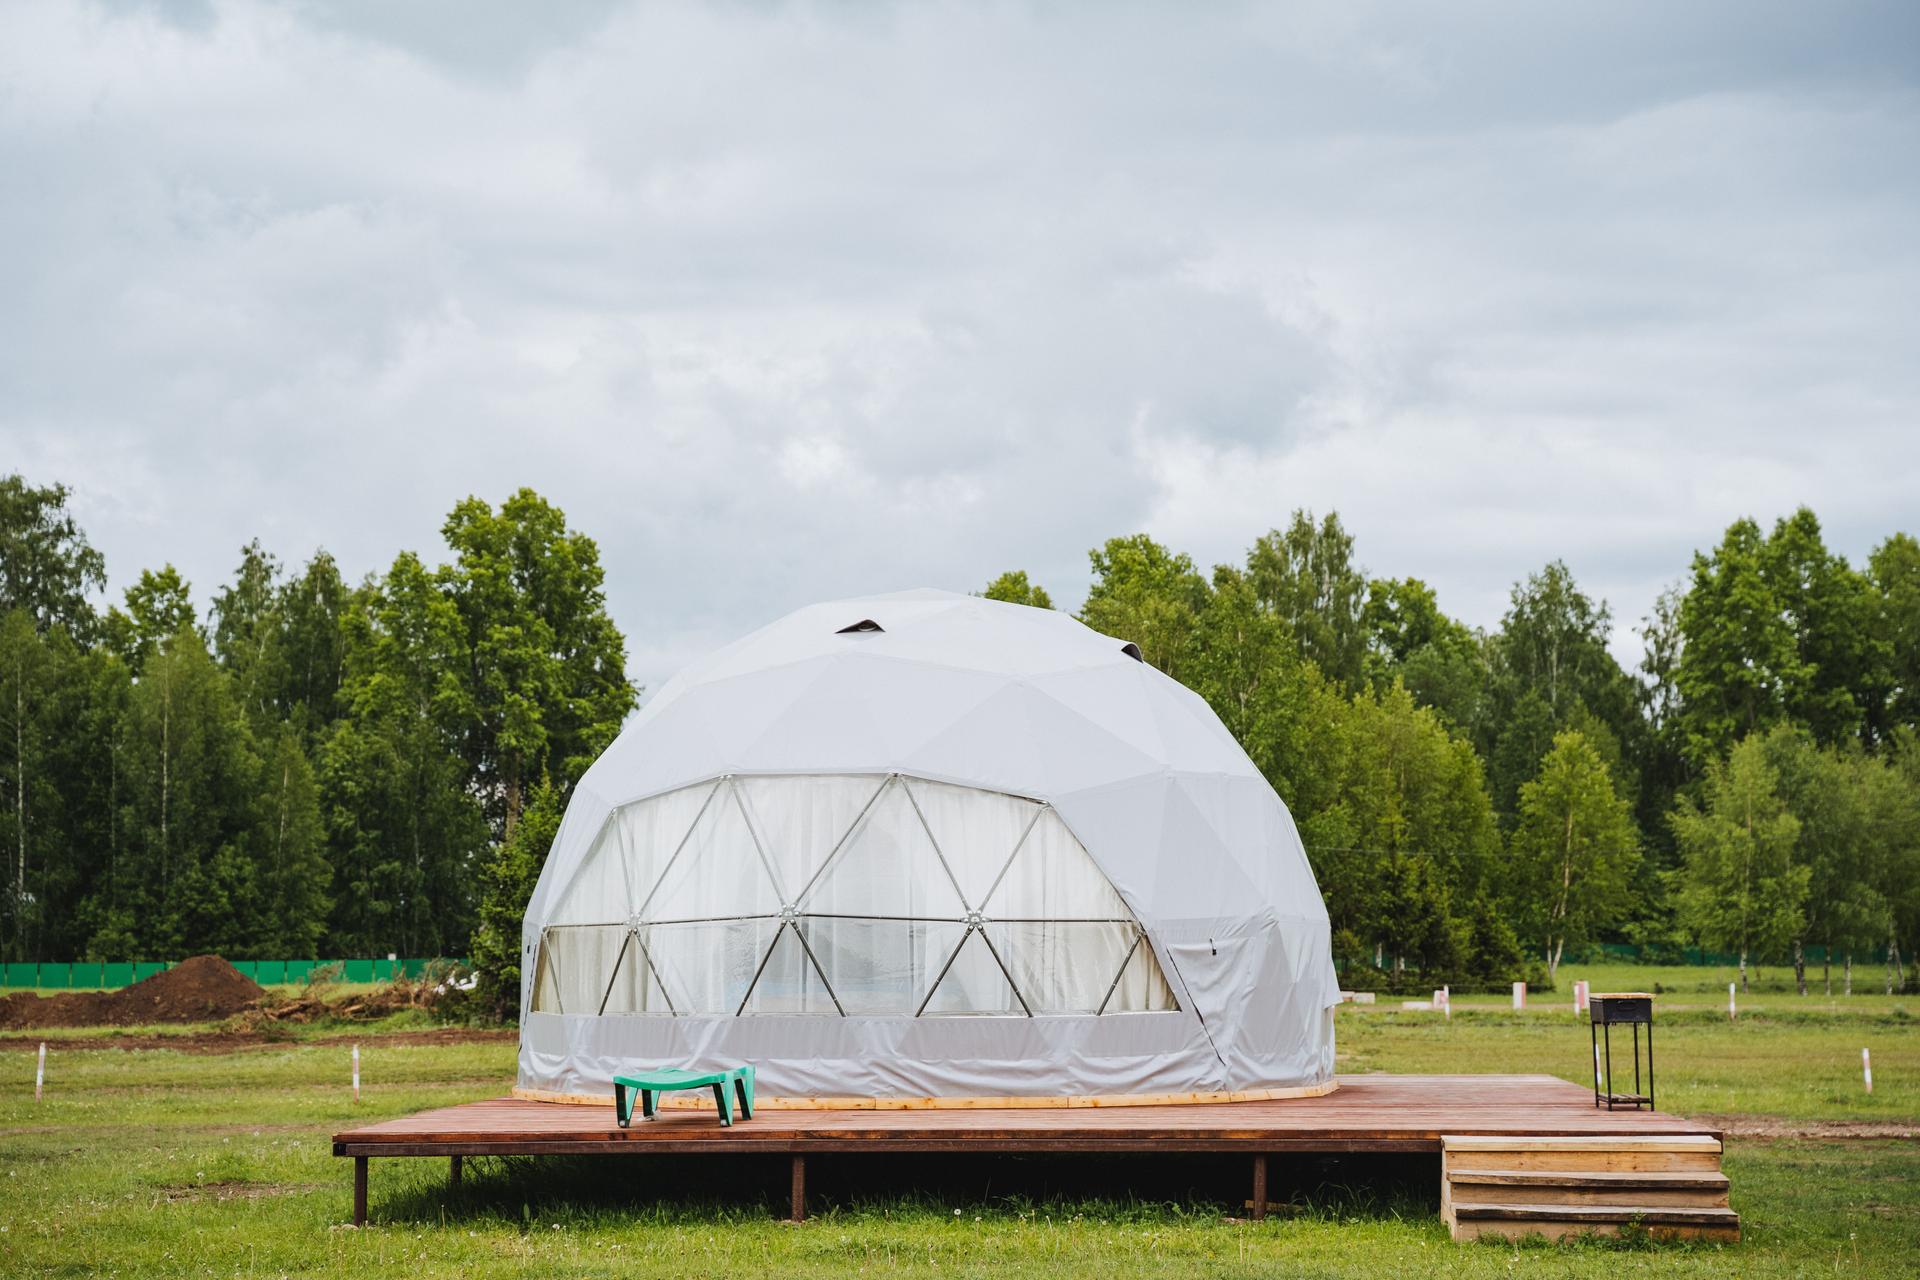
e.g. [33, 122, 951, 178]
[1, 961, 1915, 1277]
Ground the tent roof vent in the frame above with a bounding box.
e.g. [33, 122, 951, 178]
[1119, 641, 1144, 662]
[837, 619, 885, 635]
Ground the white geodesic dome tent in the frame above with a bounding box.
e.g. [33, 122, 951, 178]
[517, 590, 1338, 1104]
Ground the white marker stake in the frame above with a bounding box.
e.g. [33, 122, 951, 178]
[1443, 985, 1451, 1020]
[1863, 1048, 1873, 1094]
[1593, 1041, 1604, 1093]
[1512, 981, 1526, 1011]
[352, 1044, 361, 1103]
[1729, 982, 1736, 1022]
[36, 1042, 45, 1102]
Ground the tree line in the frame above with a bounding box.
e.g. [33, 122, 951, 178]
[990, 508, 1920, 994]
[0, 476, 634, 969]
[3, 473, 1916, 999]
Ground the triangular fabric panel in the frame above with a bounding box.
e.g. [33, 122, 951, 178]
[800, 778, 966, 919]
[641, 780, 784, 923]
[918, 929, 1025, 1016]
[599, 931, 687, 1015]
[547, 826, 634, 927]
[737, 773, 888, 906]
[644, 919, 783, 1015]
[612, 780, 721, 918]
[531, 939, 564, 1014]
[739, 923, 840, 1014]
[800, 917, 967, 1016]
[902, 776, 1043, 909]
[531, 925, 630, 1015]
[1105, 934, 1178, 1013]
[985, 808, 1132, 921]
[986, 920, 1137, 1014]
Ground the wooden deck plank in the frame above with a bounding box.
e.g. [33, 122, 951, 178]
[333, 1074, 1721, 1156]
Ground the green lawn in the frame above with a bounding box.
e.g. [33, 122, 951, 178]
[2, 989, 1916, 1277]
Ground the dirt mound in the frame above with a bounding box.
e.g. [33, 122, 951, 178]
[0, 955, 265, 1029]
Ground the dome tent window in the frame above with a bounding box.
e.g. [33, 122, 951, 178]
[518, 589, 1338, 1104]
[529, 773, 1178, 1018]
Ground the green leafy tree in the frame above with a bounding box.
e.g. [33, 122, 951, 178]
[104, 566, 198, 670]
[1079, 535, 1210, 679]
[253, 725, 331, 956]
[1183, 566, 1340, 813]
[1301, 681, 1500, 976]
[438, 490, 636, 838]
[980, 570, 1053, 609]
[1669, 735, 1810, 990]
[212, 543, 348, 741]
[1480, 562, 1641, 826]
[1247, 511, 1369, 691]
[1512, 730, 1639, 978]
[1763, 509, 1886, 745]
[0, 475, 106, 641]
[212, 540, 284, 729]
[321, 559, 488, 957]
[0, 610, 72, 959]
[1674, 511, 1886, 761]
[1761, 725, 1913, 994]
[1361, 576, 1489, 733]
[108, 628, 263, 958]
[1871, 532, 1920, 737]
[469, 777, 564, 1020]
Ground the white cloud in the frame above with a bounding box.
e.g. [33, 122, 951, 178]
[2, 0, 1917, 693]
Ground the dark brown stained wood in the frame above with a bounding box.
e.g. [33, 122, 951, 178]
[1450, 1201, 1740, 1227]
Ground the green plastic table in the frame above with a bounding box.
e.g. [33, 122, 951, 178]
[613, 1066, 756, 1127]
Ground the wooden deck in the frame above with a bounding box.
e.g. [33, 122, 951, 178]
[334, 1074, 1721, 1227]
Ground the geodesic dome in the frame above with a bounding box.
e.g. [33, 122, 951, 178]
[517, 590, 1338, 1104]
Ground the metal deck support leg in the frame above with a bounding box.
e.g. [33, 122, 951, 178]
[1251, 1154, 1268, 1222]
[450, 1154, 462, 1189]
[353, 1156, 368, 1227]
[790, 1154, 807, 1223]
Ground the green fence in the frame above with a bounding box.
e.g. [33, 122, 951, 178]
[0, 958, 464, 989]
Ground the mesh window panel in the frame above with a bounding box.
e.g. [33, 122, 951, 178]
[919, 930, 1025, 1016]
[531, 925, 631, 1014]
[800, 779, 966, 920]
[737, 774, 887, 904]
[644, 918, 784, 1014]
[643, 780, 784, 923]
[987, 920, 1138, 1014]
[901, 776, 1042, 908]
[615, 780, 722, 917]
[738, 924, 840, 1014]
[1108, 934, 1178, 1012]
[799, 917, 969, 1015]
[546, 773, 1178, 1017]
[986, 808, 1132, 920]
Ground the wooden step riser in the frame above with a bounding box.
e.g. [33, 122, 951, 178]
[1445, 1182, 1728, 1208]
[1450, 1218, 1741, 1243]
[1446, 1151, 1723, 1173]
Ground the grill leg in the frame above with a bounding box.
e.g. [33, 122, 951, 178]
[353, 1156, 368, 1227]
[790, 1154, 807, 1223]
[1251, 1154, 1268, 1222]
[450, 1154, 462, 1189]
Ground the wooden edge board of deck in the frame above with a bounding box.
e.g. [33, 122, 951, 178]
[1442, 1134, 1721, 1152]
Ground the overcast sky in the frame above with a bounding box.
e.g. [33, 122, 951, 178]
[4, 1, 1917, 693]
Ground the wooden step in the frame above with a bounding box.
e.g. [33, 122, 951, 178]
[1443, 1134, 1723, 1173]
[1449, 1200, 1741, 1242]
[1448, 1168, 1729, 1208]
[1439, 1134, 1738, 1242]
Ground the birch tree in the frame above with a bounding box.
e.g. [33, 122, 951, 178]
[1514, 730, 1638, 978]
